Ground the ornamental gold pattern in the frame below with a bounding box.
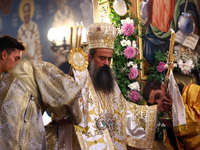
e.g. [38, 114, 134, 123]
[73, 68, 158, 149]
[75, 72, 157, 149]
[0, 59, 82, 149]
[127, 105, 157, 148]
[69, 48, 88, 71]
[87, 23, 118, 50]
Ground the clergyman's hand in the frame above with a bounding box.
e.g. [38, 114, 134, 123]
[157, 92, 172, 113]
[163, 92, 172, 111]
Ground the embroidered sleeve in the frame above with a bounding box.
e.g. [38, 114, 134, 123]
[31, 60, 82, 125]
[126, 102, 157, 149]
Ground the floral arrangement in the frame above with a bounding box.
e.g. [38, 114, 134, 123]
[106, 0, 180, 140]
[108, 1, 144, 104]
[147, 45, 200, 82]
[173, 45, 200, 74]
[147, 50, 167, 82]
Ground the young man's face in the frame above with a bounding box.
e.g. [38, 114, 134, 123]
[89, 48, 113, 69]
[2, 49, 22, 73]
[148, 84, 165, 104]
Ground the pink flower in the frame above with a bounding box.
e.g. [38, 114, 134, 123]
[128, 68, 138, 80]
[130, 90, 140, 102]
[156, 61, 166, 72]
[121, 23, 134, 37]
[124, 46, 136, 59]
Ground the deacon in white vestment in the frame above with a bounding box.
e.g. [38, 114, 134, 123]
[0, 59, 82, 150]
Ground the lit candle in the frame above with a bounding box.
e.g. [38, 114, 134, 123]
[168, 29, 175, 63]
[81, 27, 87, 43]
[166, 29, 176, 77]
[70, 22, 73, 50]
[76, 22, 80, 48]
[79, 22, 83, 48]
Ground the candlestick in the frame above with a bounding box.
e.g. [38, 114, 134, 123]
[81, 27, 87, 43]
[79, 22, 83, 48]
[70, 23, 73, 50]
[160, 29, 176, 121]
[166, 29, 176, 77]
[76, 22, 80, 48]
[168, 29, 175, 62]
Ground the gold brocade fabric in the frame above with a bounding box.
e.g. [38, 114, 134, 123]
[164, 84, 200, 150]
[87, 23, 118, 50]
[45, 123, 57, 150]
[73, 69, 157, 150]
[0, 59, 81, 150]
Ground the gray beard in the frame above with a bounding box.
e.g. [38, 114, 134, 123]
[89, 61, 115, 93]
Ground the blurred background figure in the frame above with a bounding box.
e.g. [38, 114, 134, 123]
[17, 0, 42, 61]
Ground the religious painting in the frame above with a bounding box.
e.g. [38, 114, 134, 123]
[50, 0, 93, 67]
[137, 0, 200, 80]
[0, 0, 93, 67]
[17, 0, 43, 61]
[53, 0, 74, 28]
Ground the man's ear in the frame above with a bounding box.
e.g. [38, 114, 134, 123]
[0, 51, 7, 60]
[88, 53, 92, 62]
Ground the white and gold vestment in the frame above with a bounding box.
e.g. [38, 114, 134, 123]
[73, 69, 158, 150]
[61, 22, 159, 150]
[0, 59, 81, 150]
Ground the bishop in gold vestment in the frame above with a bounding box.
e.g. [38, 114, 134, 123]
[73, 69, 158, 150]
[0, 59, 82, 149]
[59, 22, 171, 150]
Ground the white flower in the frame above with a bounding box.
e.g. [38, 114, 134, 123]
[127, 62, 138, 69]
[120, 39, 127, 47]
[127, 61, 134, 67]
[121, 17, 134, 25]
[132, 40, 137, 48]
[132, 64, 138, 69]
[178, 59, 194, 74]
[125, 17, 134, 24]
[128, 82, 140, 91]
[121, 19, 126, 25]
[177, 59, 183, 65]
[126, 40, 131, 46]
[120, 39, 132, 47]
